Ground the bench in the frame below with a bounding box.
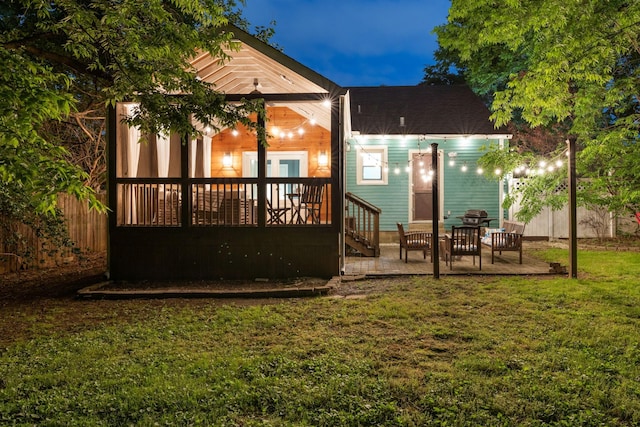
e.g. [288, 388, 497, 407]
[481, 220, 526, 264]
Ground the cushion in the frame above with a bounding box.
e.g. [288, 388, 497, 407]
[481, 228, 502, 245]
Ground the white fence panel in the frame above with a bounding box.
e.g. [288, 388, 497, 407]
[508, 179, 613, 239]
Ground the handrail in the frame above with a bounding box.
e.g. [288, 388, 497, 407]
[345, 192, 381, 256]
[115, 178, 332, 227]
[345, 192, 382, 214]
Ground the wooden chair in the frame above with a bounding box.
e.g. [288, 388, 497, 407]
[299, 181, 324, 224]
[266, 198, 289, 224]
[483, 220, 525, 264]
[192, 190, 220, 225]
[444, 225, 482, 270]
[156, 189, 181, 226]
[397, 223, 432, 263]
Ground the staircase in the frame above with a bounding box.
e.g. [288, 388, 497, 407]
[345, 192, 381, 257]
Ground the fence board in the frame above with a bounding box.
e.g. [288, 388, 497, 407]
[0, 193, 107, 270]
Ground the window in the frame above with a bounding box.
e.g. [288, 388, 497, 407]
[356, 146, 388, 185]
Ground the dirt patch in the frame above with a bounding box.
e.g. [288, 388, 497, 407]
[0, 251, 107, 303]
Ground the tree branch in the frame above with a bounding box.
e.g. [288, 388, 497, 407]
[3, 41, 112, 81]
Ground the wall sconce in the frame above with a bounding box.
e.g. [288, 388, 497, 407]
[222, 152, 232, 168]
[318, 150, 328, 167]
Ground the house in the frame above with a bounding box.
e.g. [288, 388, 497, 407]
[344, 85, 511, 245]
[106, 27, 509, 282]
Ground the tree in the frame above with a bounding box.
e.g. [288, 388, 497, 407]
[434, 0, 640, 225]
[0, 48, 90, 256]
[1, 0, 263, 257]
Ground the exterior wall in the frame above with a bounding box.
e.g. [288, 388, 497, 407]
[109, 227, 338, 280]
[441, 138, 501, 230]
[346, 135, 502, 232]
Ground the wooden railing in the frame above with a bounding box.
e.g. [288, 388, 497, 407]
[345, 192, 381, 257]
[116, 178, 332, 227]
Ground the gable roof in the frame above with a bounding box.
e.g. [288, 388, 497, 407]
[347, 85, 509, 137]
[191, 26, 342, 96]
[189, 26, 344, 131]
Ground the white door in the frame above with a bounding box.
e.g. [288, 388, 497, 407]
[242, 151, 308, 200]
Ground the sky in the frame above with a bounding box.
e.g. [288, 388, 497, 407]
[241, 0, 451, 87]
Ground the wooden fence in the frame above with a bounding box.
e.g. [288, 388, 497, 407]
[0, 193, 107, 271]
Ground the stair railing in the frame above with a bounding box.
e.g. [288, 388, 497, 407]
[345, 192, 381, 256]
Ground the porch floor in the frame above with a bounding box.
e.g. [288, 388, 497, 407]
[343, 242, 558, 277]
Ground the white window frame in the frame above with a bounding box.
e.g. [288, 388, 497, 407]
[356, 146, 388, 185]
[242, 151, 308, 178]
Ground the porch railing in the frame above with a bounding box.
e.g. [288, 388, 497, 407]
[345, 192, 381, 257]
[116, 180, 182, 226]
[116, 178, 332, 227]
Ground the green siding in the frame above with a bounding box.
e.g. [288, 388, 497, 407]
[346, 136, 502, 231]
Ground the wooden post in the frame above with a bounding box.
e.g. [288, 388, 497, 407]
[568, 137, 578, 278]
[257, 101, 267, 228]
[431, 143, 440, 279]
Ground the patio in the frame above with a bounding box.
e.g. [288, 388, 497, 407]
[344, 242, 559, 277]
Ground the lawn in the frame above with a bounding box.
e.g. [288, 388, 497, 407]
[1, 248, 640, 426]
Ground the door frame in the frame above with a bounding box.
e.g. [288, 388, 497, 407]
[408, 149, 444, 223]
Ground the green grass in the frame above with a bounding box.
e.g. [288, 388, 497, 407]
[2, 248, 640, 425]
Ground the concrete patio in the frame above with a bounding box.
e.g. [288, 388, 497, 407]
[344, 242, 560, 277]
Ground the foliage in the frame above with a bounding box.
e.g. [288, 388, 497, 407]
[2, 0, 262, 136]
[434, 0, 640, 220]
[0, 47, 102, 257]
[420, 47, 467, 86]
[1, 0, 269, 252]
[2, 249, 640, 425]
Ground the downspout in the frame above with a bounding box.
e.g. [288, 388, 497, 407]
[339, 94, 346, 275]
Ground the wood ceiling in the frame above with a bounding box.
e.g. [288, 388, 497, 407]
[189, 38, 335, 131]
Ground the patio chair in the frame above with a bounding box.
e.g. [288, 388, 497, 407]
[481, 220, 525, 264]
[266, 198, 289, 224]
[298, 181, 325, 224]
[193, 190, 220, 225]
[444, 225, 482, 270]
[397, 223, 432, 263]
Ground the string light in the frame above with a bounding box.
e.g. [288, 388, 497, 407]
[267, 117, 316, 140]
[349, 134, 568, 182]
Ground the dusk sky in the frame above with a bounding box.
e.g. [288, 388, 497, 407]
[242, 0, 451, 87]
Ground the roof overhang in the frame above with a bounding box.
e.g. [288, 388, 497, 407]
[189, 27, 344, 131]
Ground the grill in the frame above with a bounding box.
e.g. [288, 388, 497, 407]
[459, 209, 488, 226]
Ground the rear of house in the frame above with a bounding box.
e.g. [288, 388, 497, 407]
[344, 85, 511, 242]
[106, 29, 513, 282]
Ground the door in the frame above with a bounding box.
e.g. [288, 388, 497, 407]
[412, 153, 433, 221]
[243, 151, 308, 200]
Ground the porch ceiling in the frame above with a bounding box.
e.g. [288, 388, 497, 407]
[190, 41, 332, 130]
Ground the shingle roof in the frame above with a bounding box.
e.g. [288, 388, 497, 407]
[347, 85, 508, 136]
